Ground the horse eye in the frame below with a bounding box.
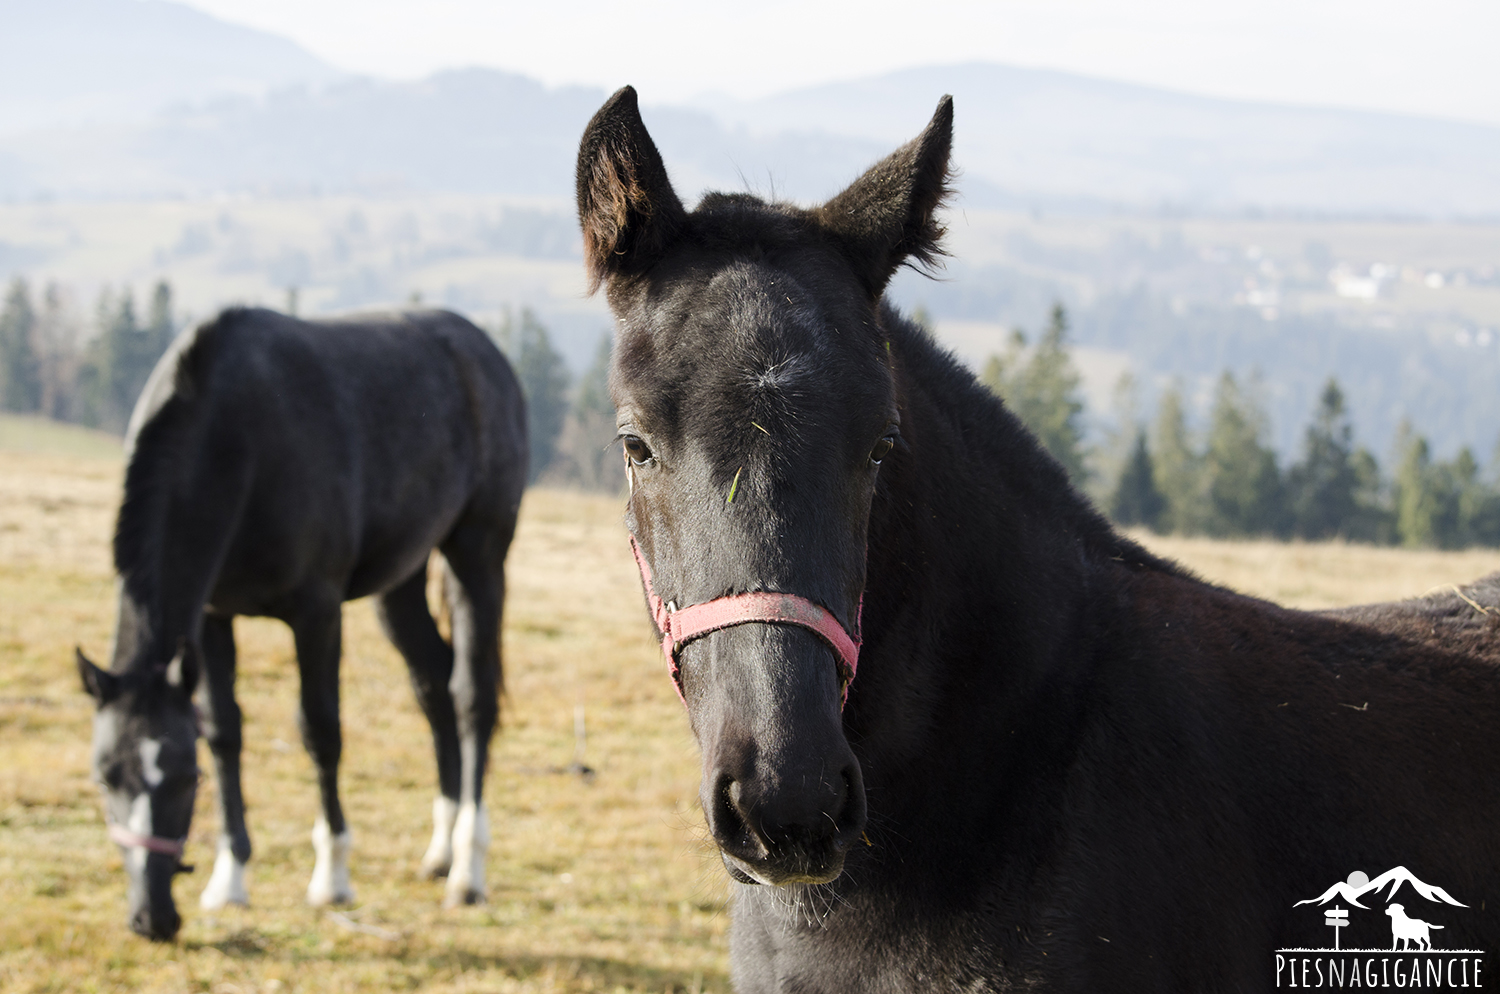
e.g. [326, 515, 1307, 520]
[622, 436, 654, 465]
[870, 436, 896, 465]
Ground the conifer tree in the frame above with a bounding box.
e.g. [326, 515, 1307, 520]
[146, 281, 176, 359]
[1393, 424, 1439, 548]
[1346, 447, 1395, 544]
[1287, 378, 1358, 539]
[1151, 383, 1204, 534]
[560, 332, 622, 492]
[0, 277, 42, 412]
[78, 282, 178, 432]
[1109, 429, 1166, 530]
[1203, 372, 1284, 537]
[1469, 442, 1500, 547]
[511, 308, 570, 483]
[980, 303, 1088, 486]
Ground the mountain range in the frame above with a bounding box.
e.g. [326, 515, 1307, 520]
[2, 0, 1499, 217]
[1294, 866, 1469, 910]
[0, 0, 339, 137]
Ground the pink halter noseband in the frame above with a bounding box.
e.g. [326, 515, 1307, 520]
[629, 536, 862, 706]
[108, 822, 188, 858]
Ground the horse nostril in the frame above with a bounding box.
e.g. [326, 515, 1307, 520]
[833, 763, 868, 844]
[710, 774, 749, 845]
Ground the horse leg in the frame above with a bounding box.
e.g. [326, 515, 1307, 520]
[289, 597, 352, 906]
[437, 523, 505, 907]
[198, 612, 251, 909]
[375, 562, 462, 879]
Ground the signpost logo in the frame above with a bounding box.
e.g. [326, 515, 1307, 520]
[1275, 867, 1486, 988]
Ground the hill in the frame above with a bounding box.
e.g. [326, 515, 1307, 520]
[3, 12, 1499, 218]
[0, 0, 341, 138]
[694, 63, 1500, 218]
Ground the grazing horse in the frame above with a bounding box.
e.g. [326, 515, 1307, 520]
[575, 88, 1500, 991]
[77, 307, 527, 940]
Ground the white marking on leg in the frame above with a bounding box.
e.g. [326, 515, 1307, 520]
[200, 836, 249, 909]
[444, 801, 488, 906]
[421, 796, 458, 878]
[125, 792, 152, 876]
[306, 816, 353, 906]
[138, 738, 164, 788]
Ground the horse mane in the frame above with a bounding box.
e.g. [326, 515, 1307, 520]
[112, 313, 228, 646]
[879, 301, 1188, 580]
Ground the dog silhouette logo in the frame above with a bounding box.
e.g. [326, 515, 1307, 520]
[1387, 903, 1444, 951]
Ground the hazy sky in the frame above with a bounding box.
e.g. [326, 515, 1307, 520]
[178, 0, 1500, 125]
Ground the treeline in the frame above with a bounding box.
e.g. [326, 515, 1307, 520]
[983, 304, 1500, 550]
[0, 277, 177, 432]
[484, 307, 621, 492]
[0, 276, 622, 490]
[8, 275, 1493, 547]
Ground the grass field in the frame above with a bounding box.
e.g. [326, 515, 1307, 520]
[1, 426, 1496, 993]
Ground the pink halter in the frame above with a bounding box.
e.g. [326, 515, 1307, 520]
[629, 536, 862, 706]
[108, 822, 187, 858]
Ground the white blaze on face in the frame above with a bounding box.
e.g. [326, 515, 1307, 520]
[138, 737, 164, 789]
[125, 791, 153, 874]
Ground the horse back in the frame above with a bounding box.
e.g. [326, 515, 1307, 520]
[126, 307, 526, 614]
[1069, 567, 1500, 969]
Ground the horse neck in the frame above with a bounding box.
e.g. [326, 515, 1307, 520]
[866, 310, 1127, 709]
[111, 386, 244, 674]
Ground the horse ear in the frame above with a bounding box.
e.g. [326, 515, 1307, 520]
[77, 648, 120, 705]
[165, 638, 200, 698]
[576, 85, 686, 294]
[817, 95, 954, 297]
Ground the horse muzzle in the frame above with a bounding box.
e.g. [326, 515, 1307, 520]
[690, 624, 869, 887]
[127, 850, 184, 941]
[709, 756, 867, 886]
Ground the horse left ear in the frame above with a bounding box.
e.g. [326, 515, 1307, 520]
[78, 648, 121, 705]
[576, 85, 687, 295]
[165, 638, 200, 698]
[817, 95, 954, 297]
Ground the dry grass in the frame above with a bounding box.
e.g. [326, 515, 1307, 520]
[0, 445, 727, 994]
[1125, 530, 1500, 610]
[2, 430, 1497, 992]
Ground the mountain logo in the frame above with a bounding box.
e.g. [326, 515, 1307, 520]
[1294, 866, 1468, 914]
[1274, 867, 1485, 988]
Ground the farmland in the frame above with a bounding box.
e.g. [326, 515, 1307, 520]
[1, 417, 1496, 992]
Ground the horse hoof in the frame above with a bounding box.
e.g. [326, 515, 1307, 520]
[307, 884, 355, 907]
[443, 885, 485, 908]
[200, 891, 250, 911]
[419, 855, 452, 880]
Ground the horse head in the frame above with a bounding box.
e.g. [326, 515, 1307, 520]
[77, 641, 200, 940]
[577, 87, 952, 886]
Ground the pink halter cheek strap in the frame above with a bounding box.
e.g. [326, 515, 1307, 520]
[629, 536, 862, 707]
[108, 821, 187, 857]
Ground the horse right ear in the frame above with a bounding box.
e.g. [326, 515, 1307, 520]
[77, 648, 120, 706]
[817, 95, 954, 298]
[576, 85, 686, 295]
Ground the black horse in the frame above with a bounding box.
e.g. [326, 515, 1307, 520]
[576, 88, 1500, 991]
[77, 307, 527, 940]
